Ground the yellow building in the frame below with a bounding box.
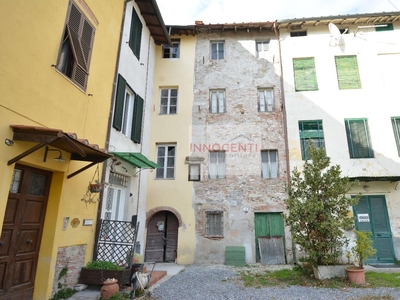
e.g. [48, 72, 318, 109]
[146, 27, 197, 264]
[0, 1, 124, 299]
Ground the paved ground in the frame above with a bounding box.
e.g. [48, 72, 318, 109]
[68, 263, 400, 300]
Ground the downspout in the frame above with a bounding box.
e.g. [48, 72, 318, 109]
[93, 1, 127, 260]
[273, 21, 296, 264]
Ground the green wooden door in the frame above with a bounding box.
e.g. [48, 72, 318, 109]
[353, 195, 395, 264]
[254, 213, 284, 262]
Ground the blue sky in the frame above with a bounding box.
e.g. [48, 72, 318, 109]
[157, 0, 400, 25]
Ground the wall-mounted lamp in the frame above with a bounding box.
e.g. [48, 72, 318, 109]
[43, 146, 65, 162]
[363, 185, 370, 192]
[5, 139, 14, 146]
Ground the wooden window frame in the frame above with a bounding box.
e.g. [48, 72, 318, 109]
[155, 145, 176, 179]
[210, 41, 225, 60]
[345, 118, 374, 159]
[335, 55, 362, 90]
[261, 150, 278, 178]
[391, 117, 400, 156]
[293, 57, 318, 92]
[209, 151, 226, 179]
[209, 90, 225, 114]
[188, 164, 201, 181]
[299, 120, 325, 160]
[258, 88, 274, 112]
[159, 88, 178, 115]
[56, 0, 95, 91]
[256, 40, 270, 58]
[162, 39, 180, 58]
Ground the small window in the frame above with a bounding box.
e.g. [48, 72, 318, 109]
[261, 150, 278, 178]
[160, 88, 178, 114]
[293, 58, 318, 92]
[188, 164, 201, 181]
[345, 119, 374, 158]
[256, 40, 270, 59]
[258, 89, 274, 112]
[129, 8, 143, 59]
[375, 23, 394, 32]
[205, 211, 223, 237]
[162, 39, 180, 58]
[299, 120, 325, 160]
[156, 145, 176, 179]
[391, 117, 400, 156]
[211, 41, 225, 59]
[56, 1, 95, 91]
[113, 74, 144, 143]
[290, 31, 307, 37]
[209, 151, 225, 179]
[335, 56, 361, 90]
[210, 90, 225, 113]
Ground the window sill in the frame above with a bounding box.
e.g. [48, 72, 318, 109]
[54, 68, 87, 94]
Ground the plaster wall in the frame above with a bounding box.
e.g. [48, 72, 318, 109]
[192, 29, 291, 264]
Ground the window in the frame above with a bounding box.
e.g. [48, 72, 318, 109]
[162, 39, 180, 58]
[299, 120, 325, 160]
[211, 41, 225, 59]
[56, 1, 95, 91]
[345, 119, 374, 158]
[209, 151, 225, 179]
[256, 40, 270, 59]
[290, 31, 307, 37]
[391, 117, 400, 156]
[261, 150, 278, 178]
[160, 88, 178, 114]
[188, 164, 200, 181]
[129, 8, 142, 59]
[293, 58, 318, 91]
[156, 145, 176, 179]
[335, 56, 361, 90]
[205, 211, 223, 236]
[258, 89, 274, 112]
[113, 74, 144, 143]
[376, 23, 394, 31]
[210, 90, 225, 113]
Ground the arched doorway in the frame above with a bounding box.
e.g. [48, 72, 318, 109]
[145, 211, 178, 262]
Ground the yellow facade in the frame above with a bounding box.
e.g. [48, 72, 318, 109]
[0, 0, 124, 299]
[146, 35, 197, 264]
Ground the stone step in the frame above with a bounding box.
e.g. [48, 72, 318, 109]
[149, 270, 167, 287]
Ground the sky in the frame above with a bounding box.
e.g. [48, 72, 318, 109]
[156, 0, 400, 26]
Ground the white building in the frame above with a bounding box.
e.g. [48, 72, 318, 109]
[279, 12, 400, 263]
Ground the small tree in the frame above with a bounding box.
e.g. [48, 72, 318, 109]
[284, 144, 360, 266]
[351, 230, 377, 268]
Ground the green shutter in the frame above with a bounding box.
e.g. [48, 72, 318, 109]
[129, 8, 142, 59]
[375, 23, 393, 31]
[335, 56, 361, 90]
[391, 117, 400, 156]
[353, 196, 371, 232]
[345, 119, 373, 158]
[131, 95, 144, 143]
[113, 74, 126, 131]
[293, 58, 318, 91]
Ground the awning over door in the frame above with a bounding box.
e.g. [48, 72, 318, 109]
[110, 152, 160, 169]
[7, 125, 111, 178]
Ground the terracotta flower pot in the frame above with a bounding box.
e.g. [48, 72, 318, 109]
[345, 266, 365, 285]
[100, 279, 119, 299]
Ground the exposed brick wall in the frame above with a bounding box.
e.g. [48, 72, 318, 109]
[52, 245, 86, 295]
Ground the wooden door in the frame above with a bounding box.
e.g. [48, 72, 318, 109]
[145, 211, 178, 262]
[353, 195, 395, 264]
[0, 165, 51, 300]
[254, 213, 284, 263]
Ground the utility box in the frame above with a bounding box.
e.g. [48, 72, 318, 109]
[225, 246, 245, 266]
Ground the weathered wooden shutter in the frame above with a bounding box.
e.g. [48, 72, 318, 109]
[113, 74, 126, 131]
[345, 119, 372, 158]
[335, 56, 361, 90]
[129, 8, 142, 59]
[210, 92, 217, 113]
[293, 57, 318, 91]
[131, 95, 144, 143]
[218, 91, 225, 113]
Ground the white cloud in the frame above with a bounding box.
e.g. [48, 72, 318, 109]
[156, 0, 400, 25]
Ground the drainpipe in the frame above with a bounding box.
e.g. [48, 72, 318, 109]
[273, 21, 296, 265]
[93, 1, 127, 261]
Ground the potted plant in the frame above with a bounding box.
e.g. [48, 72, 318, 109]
[345, 230, 377, 284]
[79, 260, 131, 287]
[284, 144, 360, 279]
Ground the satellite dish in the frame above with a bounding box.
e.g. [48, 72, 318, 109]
[328, 23, 345, 49]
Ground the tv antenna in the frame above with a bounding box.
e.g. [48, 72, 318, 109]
[328, 23, 346, 47]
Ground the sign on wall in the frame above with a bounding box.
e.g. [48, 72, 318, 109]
[357, 213, 370, 223]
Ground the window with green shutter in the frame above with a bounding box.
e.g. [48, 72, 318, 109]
[375, 23, 394, 31]
[391, 117, 400, 156]
[345, 119, 374, 158]
[335, 56, 362, 90]
[129, 8, 142, 59]
[293, 58, 318, 92]
[298, 120, 325, 160]
[113, 74, 143, 144]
